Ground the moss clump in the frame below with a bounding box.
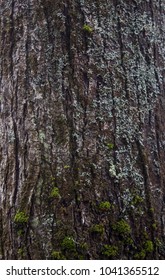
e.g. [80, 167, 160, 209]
[51, 251, 65, 260]
[61, 237, 76, 252]
[142, 230, 149, 239]
[132, 195, 143, 205]
[102, 245, 118, 258]
[50, 187, 60, 199]
[144, 240, 154, 253]
[50, 176, 56, 181]
[17, 248, 26, 258]
[134, 249, 146, 260]
[99, 201, 111, 211]
[113, 219, 131, 236]
[155, 238, 162, 247]
[90, 224, 104, 235]
[149, 207, 154, 213]
[124, 237, 134, 245]
[79, 242, 88, 251]
[14, 211, 28, 224]
[64, 165, 70, 169]
[134, 240, 154, 259]
[83, 24, 93, 33]
[17, 229, 24, 236]
[107, 143, 114, 150]
[152, 223, 157, 230]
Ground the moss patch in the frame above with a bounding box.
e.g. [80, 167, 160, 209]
[50, 187, 61, 199]
[90, 224, 104, 235]
[61, 237, 76, 252]
[102, 245, 118, 258]
[144, 240, 154, 253]
[14, 211, 28, 224]
[99, 201, 111, 211]
[112, 219, 131, 236]
[83, 24, 93, 33]
[51, 251, 65, 260]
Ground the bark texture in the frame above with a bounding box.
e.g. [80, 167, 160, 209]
[0, 0, 165, 259]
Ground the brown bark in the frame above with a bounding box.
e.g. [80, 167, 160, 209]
[0, 0, 165, 259]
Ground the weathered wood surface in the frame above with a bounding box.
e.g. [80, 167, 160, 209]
[0, 0, 165, 259]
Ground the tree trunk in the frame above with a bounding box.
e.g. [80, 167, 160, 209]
[0, 0, 165, 260]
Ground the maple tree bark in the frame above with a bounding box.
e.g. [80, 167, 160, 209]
[0, 0, 165, 259]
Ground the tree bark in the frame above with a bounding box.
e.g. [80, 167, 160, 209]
[0, 0, 165, 259]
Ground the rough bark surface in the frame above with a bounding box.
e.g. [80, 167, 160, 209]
[0, 0, 165, 259]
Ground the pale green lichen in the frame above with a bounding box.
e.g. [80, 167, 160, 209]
[109, 164, 117, 177]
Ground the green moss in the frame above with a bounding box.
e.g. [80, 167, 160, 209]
[17, 229, 24, 236]
[112, 219, 131, 236]
[149, 207, 154, 213]
[50, 176, 56, 181]
[14, 211, 28, 224]
[134, 240, 154, 259]
[90, 224, 104, 235]
[17, 248, 26, 258]
[51, 251, 65, 260]
[102, 245, 118, 257]
[132, 195, 143, 205]
[106, 143, 114, 150]
[61, 237, 76, 252]
[79, 242, 88, 251]
[99, 201, 111, 211]
[78, 255, 85, 260]
[155, 238, 162, 247]
[134, 249, 146, 260]
[152, 223, 157, 230]
[74, 180, 79, 186]
[142, 230, 149, 239]
[144, 240, 154, 253]
[83, 24, 93, 33]
[50, 187, 60, 199]
[64, 165, 70, 169]
[124, 237, 134, 245]
[76, 242, 88, 259]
